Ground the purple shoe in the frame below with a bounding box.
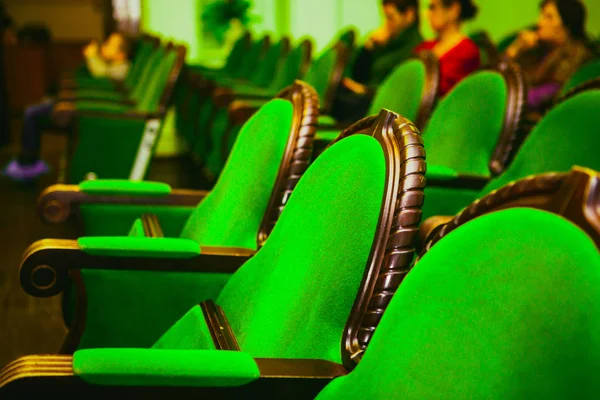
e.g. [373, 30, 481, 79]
[3, 159, 50, 181]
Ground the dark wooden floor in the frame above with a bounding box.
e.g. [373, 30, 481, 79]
[0, 119, 209, 366]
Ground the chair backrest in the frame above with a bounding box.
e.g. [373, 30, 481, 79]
[233, 35, 271, 80]
[422, 166, 600, 254]
[482, 90, 600, 194]
[367, 51, 439, 129]
[128, 44, 166, 103]
[303, 42, 351, 112]
[315, 207, 600, 399]
[222, 31, 252, 75]
[179, 81, 319, 250]
[216, 110, 425, 367]
[267, 39, 313, 92]
[123, 38, 155, 90]
[423, 61, 525, 177]
[559, 58, 600, 96]
[250, 36, 291, 88]
[135, 45, 187, 113]
[468, 30, 499, 68]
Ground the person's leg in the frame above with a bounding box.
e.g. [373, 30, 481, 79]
[3, 101, 53, 180]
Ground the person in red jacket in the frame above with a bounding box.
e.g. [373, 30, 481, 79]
[415, 0, 480, 96]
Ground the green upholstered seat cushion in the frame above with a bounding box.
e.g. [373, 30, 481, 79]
[316, 130, 341, 142]
[423, 71, 507, 176]
[482, 90, 600, 195]
[180, 99, 294, 249]
[77, 237, 200, 258]
[216, 135, 386, 363]
[559, 58, 600, 96]
[73, 89, 127, 102]
[367, 59, 425, 122]
[317, 208, 600, 399]
[74, 349, 259, 387]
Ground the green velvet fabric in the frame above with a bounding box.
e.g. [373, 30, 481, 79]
[559, 58, 600, 96]
[135, 50, 178, 113]
[74, 349, 260, 387]
[78, 237, 200, 258]
[250, 38, 286, 88]
[215, 135, 386, 362]
[203, 106, 235, 176]
[304, 46, 338, 105]
[426, 164, 459, 180]
[421, 185, 481, 221]
[317, 208, 600, 399]
[78, 270, 230, 349]
[482, 90, 600, 195]
[152, 305, 216, 350]
[128, 219, 145, 237]
[79, 204, 194, 237]
[423, 71, 507, 176]
[367, 59, 425, 121]
[70, 116, 147, 182]
[267, 41, 308, 92]
[79, 180, 171, 196]
[180, 99, 293, 249]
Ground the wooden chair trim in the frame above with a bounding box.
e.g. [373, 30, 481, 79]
[331, 110, 426, 368]
[37, 184, 208, 225]
[199, 300, 241, 351]
[141, 213, 165, 238]
[415, 50, 440, 129]
[488, 58, 527, 176]
[420, 166, 600, 256]
[0, 355, 346, 398]
[555, 77, 600, 105]
[256, 80, 320, 246]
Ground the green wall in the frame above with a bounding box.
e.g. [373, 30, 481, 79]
[140, 0, 600, 65]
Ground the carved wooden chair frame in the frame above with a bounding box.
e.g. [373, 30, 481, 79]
[419, 166, 600, 257]
[1, 109, 425, 398]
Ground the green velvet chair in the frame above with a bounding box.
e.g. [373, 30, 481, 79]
[52, 44, 186, 183]
[58, 38, 161, 102]
[2, 110, 426, 398]
[557, 58, 600, 98]
[5, 170, 600, 399]
[35, 81, 320, 340]
[202, 41, 350, 178]
[314, 51, 440, 153]
[423, 89, 600, 220]
[468, 30, 499, 68]
[189, 31, 252, 82]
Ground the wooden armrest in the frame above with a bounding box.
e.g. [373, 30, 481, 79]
[20, 239, 256, 298]
[38, 184, 209, 224]
[0, 355, 347, 398]
[341, 77, 375, 97]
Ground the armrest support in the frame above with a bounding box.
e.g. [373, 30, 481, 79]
[38, 183, 208, 224]
[20, 239, 255, 297]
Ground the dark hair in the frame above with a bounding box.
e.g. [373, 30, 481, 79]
[540, 0, 588, 41]
[383, 0, 420, 22]
[441, 0, 478, 21]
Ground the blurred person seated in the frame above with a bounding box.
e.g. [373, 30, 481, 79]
[352, 0, 423, 87]
[505, 0, 593, 111]
[2, 32, 132, 181]
[414, 0, 480, 96]
[332, 0, 422, 122]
